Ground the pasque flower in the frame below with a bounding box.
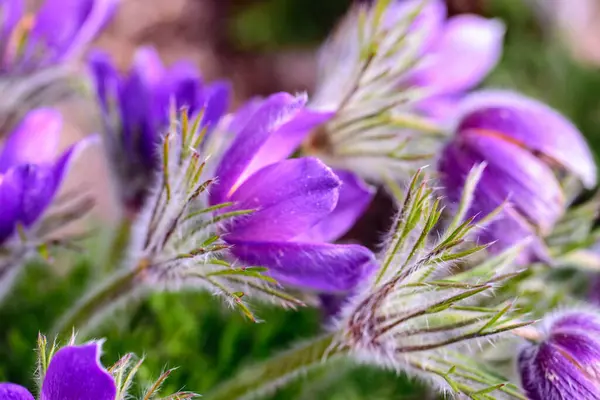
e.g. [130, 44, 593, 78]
[304, 0, 504, 182]
[88, 46, 230, 213]
[0, 0, 118, 72]
[518, 309, 600, 400]
[0, 342, 116, 400]
[0, 337, 197, 399]
[0, 108, 94, 245]
[438, 90, 597, 263]
[211, 92, 376, 292]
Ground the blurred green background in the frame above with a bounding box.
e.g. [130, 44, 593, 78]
[2, 0, 600, 398]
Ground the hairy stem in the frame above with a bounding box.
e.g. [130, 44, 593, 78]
[205, 333, 346, 400]
[51, 265, 142, 339]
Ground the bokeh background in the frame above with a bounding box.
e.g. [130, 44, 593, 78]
[2, 0, 600, 398]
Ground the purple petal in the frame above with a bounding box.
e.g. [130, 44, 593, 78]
[413, 15, 504, 95]
[201, 81, 231, 131]
[225, 158, 340, 241]
[59, 0, 119, 61]
[416, 93, 462, 121]
[0, 109, 62, 173]
[519, 342, 600, 400]
[457, 90, 597, 188]
[242, 109, 334, 179]
[438, 139, 553, 263]
[30, 0, 116, 65]
[41, 342, 116, 400]
[297, 169, 375, 242]
[553, 312, 600, 335]
[0, 166, 25, 243]
[210, 92, 307, 204]
[227, 239, 376, 292]
[550, 331, 600, 378]
[0, 383, 34, 400]
[87, 50, 120, 112]
[52, 134, 99, 193]
[447, 131, 564, 233]
[166, 60, 204, 113]
[0, 0, 23, 47]
[385, 0, 447, 53]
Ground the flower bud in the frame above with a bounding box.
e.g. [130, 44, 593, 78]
[438, 90, 597, 263]
[518, 310, 600, 400]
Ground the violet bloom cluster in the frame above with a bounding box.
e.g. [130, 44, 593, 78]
[438, 91, 597, 263]
[211, 92, 376, 292]
[88, 46, 230, 212]
[0, 342, 116, 400]
[518, 310, 600, 400]
[0, 0, 118, 73]
[0, 108, 92, 245]
[306, 0, 504, 182]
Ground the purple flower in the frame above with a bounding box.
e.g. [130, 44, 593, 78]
[88, 46, 230, 212]
[211, 92, 376, 292]
[0, 342, 116, 400]
[0, 0, 118, 73]
[0, 108, 94, 245]
[518, 310, 600, 400]
[404, 1, 505, 120]
[306, 0, 504, 182]
[438, 90, 597, 263]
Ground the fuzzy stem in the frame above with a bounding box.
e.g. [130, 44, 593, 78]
[205, 334, 346, 400]
[51, 264, 143, 340]
[101, 214, 134, 274]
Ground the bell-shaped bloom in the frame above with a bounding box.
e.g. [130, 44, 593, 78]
[210, 92, 376, 292]
[88, 46, 230, 212]
[0, 342, 116, 400]
[518, 310, 600, 400]
[0, 108, 94, 245]
[0, 0, 118, 73]
[438, 90, 597, 263]
[305, 0, 505, 183]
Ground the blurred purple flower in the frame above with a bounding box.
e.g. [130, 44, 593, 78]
[518, 310, 600, 400]
[88, 46, 230, 213]
[0, 0, 118, 73]
[404, 1, 505, 120]
[307, 0, 504, 182]
[0, 108, 94, 245]
[0, 342, 116, 400]
[438, 90, 597, 263]
[211, 92, 376, 292]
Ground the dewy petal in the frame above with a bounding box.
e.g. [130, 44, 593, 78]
[297, 169, 375, 243]
[227, 239, 376, 292]
[456, 90, 597, 188]
[210, 92, 307, 204]
[413, 15, 504, 95]
[226, 158, 341, 242]
[41, 342, 116, 400]
[0, 109, 62, 173]
[0, 383, 34, 400]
